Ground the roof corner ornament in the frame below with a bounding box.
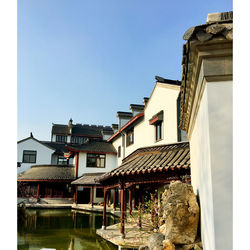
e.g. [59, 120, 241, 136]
[30, 132, 33, 138]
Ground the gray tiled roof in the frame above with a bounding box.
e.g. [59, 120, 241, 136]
[71, 172, 105, 185]
[99, 142, 190, 181]
[155, 76, 181, 86]
[17, 165, 75, 180]
[67, 140, 117, 154]
[41, 141, 69, 154]
[52, 124, 69, 135]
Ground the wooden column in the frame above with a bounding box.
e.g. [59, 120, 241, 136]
[90, 186, 94, 208]
[107, 190, 110, 207]
[75, 186, 78, 204]
[138, 196, 142, 228]
[50, 187, 53, 198]
[102, 189, 107, 230]
[120, 185, 125, 238]
[124, 189, 127, 219]
[113, 188, 116, 210]
[134, 187, 136, 209]
[36, 183, 40, 199]
[141, 192, 145, 212]
[129, 188, 132, 215]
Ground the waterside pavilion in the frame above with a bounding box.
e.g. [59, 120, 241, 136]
[17, 165, 75, 199]
[98, 141, 191, 238]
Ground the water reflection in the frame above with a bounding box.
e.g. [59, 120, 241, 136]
[18, 208, 119, 250]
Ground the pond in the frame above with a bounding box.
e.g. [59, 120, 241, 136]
[18, 208, 119, 250]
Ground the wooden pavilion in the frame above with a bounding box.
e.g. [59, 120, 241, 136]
[17, 165, 75, 199]
[71, 172, 106, 206]
[98, 142, 191, 238]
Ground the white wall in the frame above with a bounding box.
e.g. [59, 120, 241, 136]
[190, 86, 215, 250]
[17, 138, 55, 174]
[112, 83, 180, 162]
[190, 81, 232, 250]
[77, 152, 117, 177]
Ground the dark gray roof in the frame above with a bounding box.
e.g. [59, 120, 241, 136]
[67, 140, 117, 154]
[52, 123, 113, 138]
[52, 124, 69, 135]
[41, 141, 69, 154]
[17, 165, 75, 180]
[99, 142, 190, 181]
[182, 11, 233, 42]
[117, 112, 133, 118]
[155, 76, 181, 86]
[71, 124, 102, 137]
[71, 172, 105, 185]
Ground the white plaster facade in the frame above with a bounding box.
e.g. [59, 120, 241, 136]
[111, 82, 183, 166]
[190, 81, 232, 250]
[179, 19, 233, 250]
[17, 137, 55, 174]
[77, 152, 117, 178]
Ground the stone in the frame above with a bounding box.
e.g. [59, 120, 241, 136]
[183, 27, 196, 40]
[159, 224, 167, 235]
[183, 242, 202, 250]
[222, 29, 233, 40]
[161, 181, 199, 244]
[148, 233, 165, 250]
[139, 245, 150, 250]
[163, 239, 175, 250]
[195, 31, 213, 42]
[205, 24, 226, 35]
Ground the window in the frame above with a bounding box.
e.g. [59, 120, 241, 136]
[118, 146, 121, 158]
[22, 150, 37, 163]
[155, 122, 162, 141]
[57, 155, 68, 165]
[56, 135, 67, 143]
[71, 136, 87, 144]
[126, 129, 134, 146]
[96, 188, 104, 198]
[87, 154, 106, 168]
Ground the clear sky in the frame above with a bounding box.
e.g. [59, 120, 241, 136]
[18, 0, 232, 141]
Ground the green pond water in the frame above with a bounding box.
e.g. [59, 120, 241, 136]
[18, 208, 119, 250]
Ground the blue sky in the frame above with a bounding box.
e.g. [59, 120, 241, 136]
[18, 0, 232, 141]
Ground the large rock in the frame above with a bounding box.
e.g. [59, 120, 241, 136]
[148, 233, 165, 250]
[162, 239, 175, 250]
[161, 181, 199, 244]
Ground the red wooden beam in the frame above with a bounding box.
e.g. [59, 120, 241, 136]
[113, 188, 117, 211]
[120, 186, 125, 238]
[129, 189, 132, 215]
[90, 186, 94, 208]
[102, 189, 107, 230]
[36, 183, 40, 199]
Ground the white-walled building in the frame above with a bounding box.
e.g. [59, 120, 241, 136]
[108, 77, 187, 165]
[179, 12, 232, 250]
[66, 140, 117, 204]
[17, 133, 72, 174]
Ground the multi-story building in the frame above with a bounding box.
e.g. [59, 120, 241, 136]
[108, 76, 187, 166]
[17, 120, 117, 203]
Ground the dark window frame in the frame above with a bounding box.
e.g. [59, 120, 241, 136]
[86, 153, 106, 168]
[155, 121, 163, 141]
[70, 136, 87, 144]
[126, 128, 134, 146]
[57, 155, 68, 165]
[118, 146, 121, 158]
[22, 150, 37, 163]
[56, 135, 67, 143]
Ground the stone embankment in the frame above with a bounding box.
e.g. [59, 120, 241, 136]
[139, 181, 202, 250]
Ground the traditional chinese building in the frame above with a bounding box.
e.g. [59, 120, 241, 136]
[179, 11, 233, 250]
